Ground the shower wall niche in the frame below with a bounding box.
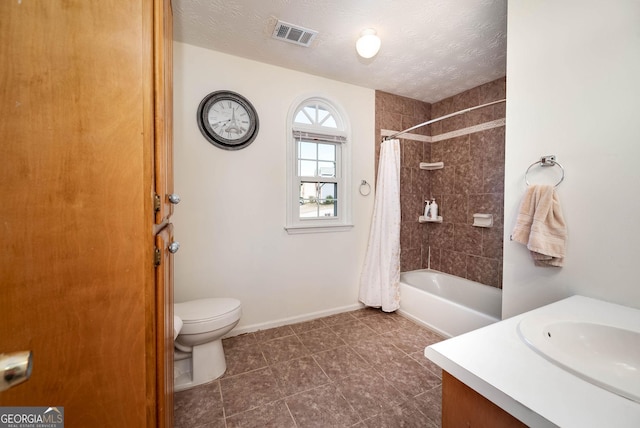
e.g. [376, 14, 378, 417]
[375, 77, 506, 288]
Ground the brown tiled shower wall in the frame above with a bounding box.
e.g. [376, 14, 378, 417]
[375, 77, 506, 288]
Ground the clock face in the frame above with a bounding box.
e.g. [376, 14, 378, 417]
[208, 99, 250, 141]
[197, 91, 259, 150]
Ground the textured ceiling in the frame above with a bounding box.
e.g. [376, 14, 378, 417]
[172, 0, 507, 104]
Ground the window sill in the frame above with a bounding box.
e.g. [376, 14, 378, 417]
[284, 224, 354, 235]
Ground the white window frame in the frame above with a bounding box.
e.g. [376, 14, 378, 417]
[285, 96, 353, 234]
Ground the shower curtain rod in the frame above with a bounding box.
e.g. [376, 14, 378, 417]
[383, 98, 506, 141]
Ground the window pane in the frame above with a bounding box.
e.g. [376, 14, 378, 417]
[299, 160, 316, 177]
[299, 182, 337, 218]
[303, 106, 316, 120]
[299, 141, 317, 160]
[317, 105, 330, 123]
[294, 103, 338, 128]
[317, 143, 335, 161]
[318, 182, 337, 217]
[299, 182, 318, 218]
[299, 182, 318, 199]
[318, 161, 335, 177]
[294, 110, 312, 124]
[298, 141, 332, 177]
[321, 116, 337, 128]
[318, 182, 336, 199]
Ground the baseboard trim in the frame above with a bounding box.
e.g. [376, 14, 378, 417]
[225, 303, 365, 338]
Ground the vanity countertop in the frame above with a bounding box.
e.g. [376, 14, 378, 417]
[424, 295, 640, 428]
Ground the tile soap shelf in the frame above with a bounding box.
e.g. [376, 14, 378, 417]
[419, 161, 443, 223]
[419, 215, 443, 223]
[419, 162, 444, 170]
[472, 213, 493, 228]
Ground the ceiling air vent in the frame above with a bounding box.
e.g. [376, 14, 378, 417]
[272, 20, 318, 47]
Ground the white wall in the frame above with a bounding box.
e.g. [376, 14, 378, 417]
[503, 0, 640, 317]
[173, 42, 375, 331]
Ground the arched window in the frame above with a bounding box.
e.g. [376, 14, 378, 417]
[285, 97, 352, 233]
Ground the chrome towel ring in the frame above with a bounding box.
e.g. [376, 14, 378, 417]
[525, 155, 565, 187]
[359, 179, 371, 196]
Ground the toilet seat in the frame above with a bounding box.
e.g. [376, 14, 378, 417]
[174, 298, 241, 335]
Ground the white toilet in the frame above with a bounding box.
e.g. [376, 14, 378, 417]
[173, 297, 241, 391]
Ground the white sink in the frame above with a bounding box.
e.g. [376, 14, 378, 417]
[518, 307, 640, 403]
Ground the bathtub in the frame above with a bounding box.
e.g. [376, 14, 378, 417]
[398, 269, 502, 337]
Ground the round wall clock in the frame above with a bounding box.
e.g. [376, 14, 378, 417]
[196, 90, 259, 150]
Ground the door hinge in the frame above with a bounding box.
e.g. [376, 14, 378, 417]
[154, 247, 161, 267]
[154, 194, 161, 212]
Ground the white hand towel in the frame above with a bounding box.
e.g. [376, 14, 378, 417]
[512, 185, 567, 267]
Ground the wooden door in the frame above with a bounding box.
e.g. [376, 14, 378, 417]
[155, 225, 175, 428]
[151, 1, 176, 426]
[154, 0, 175, 228]
[0, 1, 155, 426]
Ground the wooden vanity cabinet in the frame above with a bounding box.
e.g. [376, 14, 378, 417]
[442, 371, 527, 427]
[1, 1, 175, 426]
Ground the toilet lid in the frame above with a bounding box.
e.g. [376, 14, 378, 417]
[174, 298, 241, 323]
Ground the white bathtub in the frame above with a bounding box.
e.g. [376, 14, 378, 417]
[398, 269, 502, 337]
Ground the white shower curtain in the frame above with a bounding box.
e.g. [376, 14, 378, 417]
[358, 139, 401, 312]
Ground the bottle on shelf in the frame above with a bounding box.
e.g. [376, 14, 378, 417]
[429, 198, 438, 220]
[424, 200, 431, 218]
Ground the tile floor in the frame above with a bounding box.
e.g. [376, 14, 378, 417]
[174, 307, 446, 428]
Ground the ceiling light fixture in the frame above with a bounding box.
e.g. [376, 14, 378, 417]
[356, 28, 381, 59]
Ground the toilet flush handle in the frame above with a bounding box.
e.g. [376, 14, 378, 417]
[168, 241, 180, 254]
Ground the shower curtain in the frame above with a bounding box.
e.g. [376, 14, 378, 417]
[358, 139, 401, 312]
